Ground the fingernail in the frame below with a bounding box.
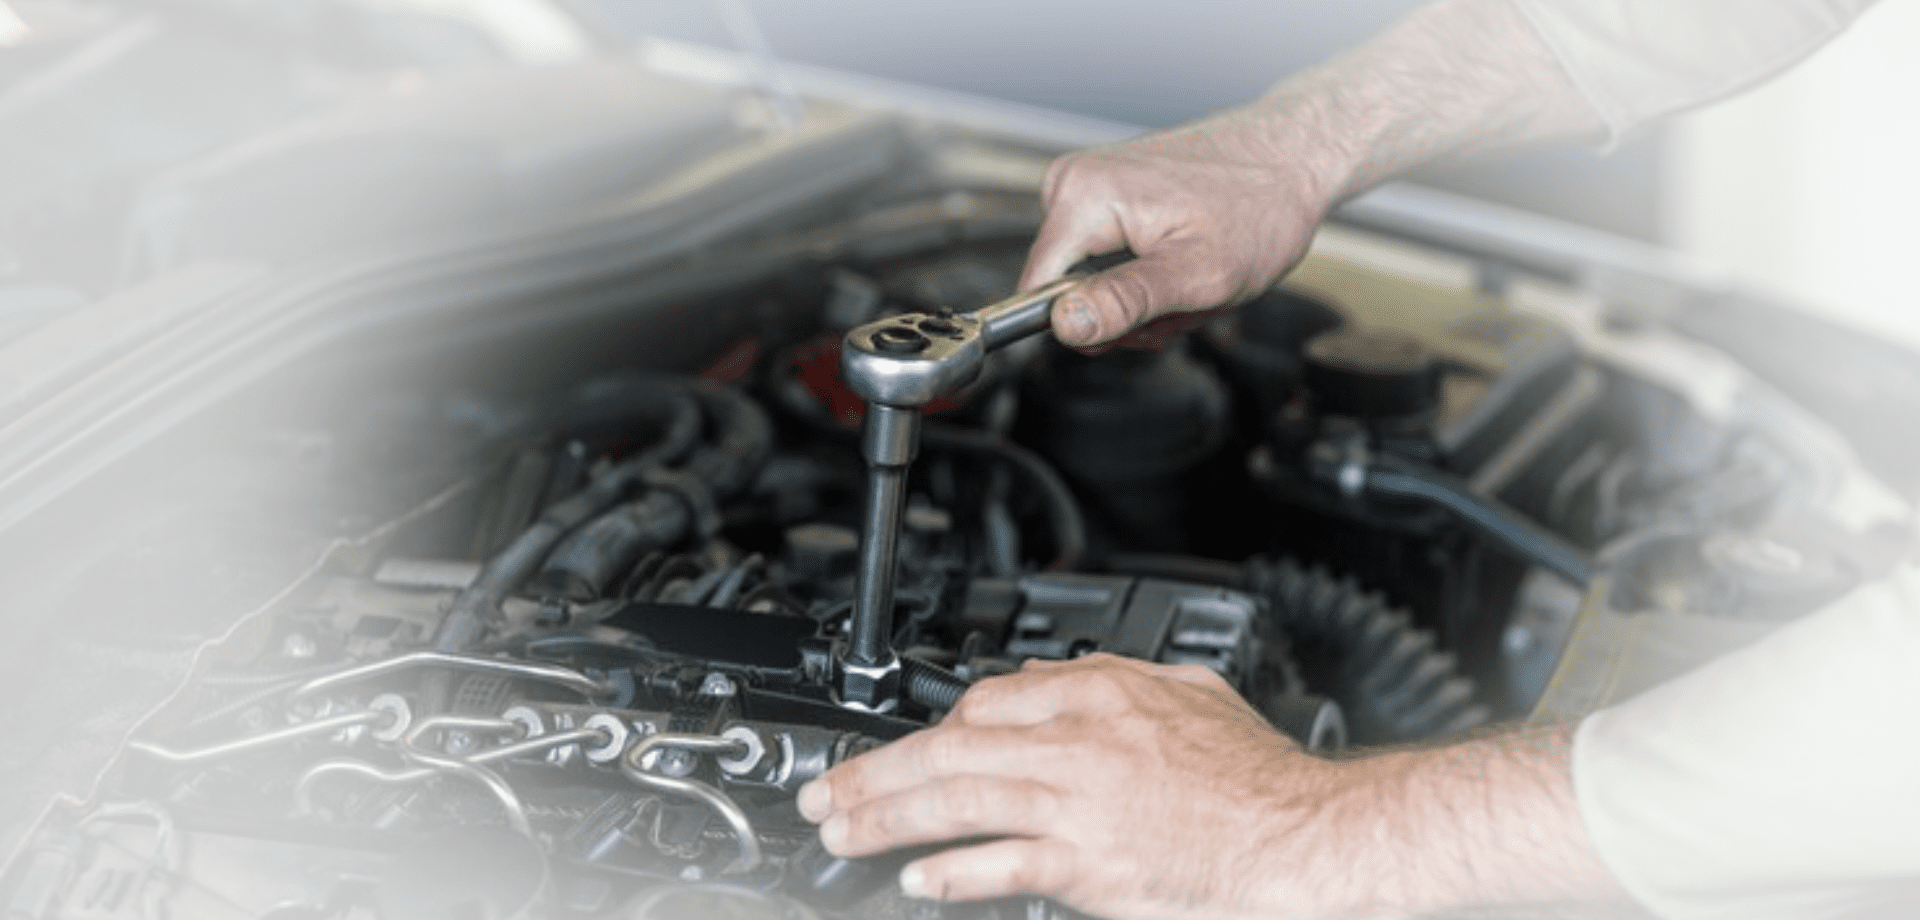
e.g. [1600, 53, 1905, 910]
[820, 815, 848, 852]
[797, 780, 831, 821]
[1059, 304, 1095, 342]
[899, 861, 930, 899]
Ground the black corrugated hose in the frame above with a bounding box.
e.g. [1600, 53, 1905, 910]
[1107, 552, 1489, 744]
[1245, 556, 1489, 744]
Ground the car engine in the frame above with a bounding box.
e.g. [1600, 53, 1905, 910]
[0, 210, 1873, 920]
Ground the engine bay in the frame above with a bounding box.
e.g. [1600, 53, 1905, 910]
[0, 214, 1878, 920]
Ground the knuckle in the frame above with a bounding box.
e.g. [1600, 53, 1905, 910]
[1086, 274, 1152, 336]
[938, 779, 990, 828]
[848, 803, 892, 845]
[1108, 272, 1157, 323]
[918, 727, 970, 771]
[1005, 858, 1042, 892]
[1067, 667, 1133, 707]
[820, 762, 862, 804]
[1041, 155, 1085, 201]
[1184, 266, 1241, 309]
[870, 797, 921, 841]
[1007, 844, 1066, 896]
[950, 678, 1005, 720]
[947, 693, 982, 723]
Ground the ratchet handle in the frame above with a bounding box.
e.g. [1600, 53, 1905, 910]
[969, 276, 1083, 351]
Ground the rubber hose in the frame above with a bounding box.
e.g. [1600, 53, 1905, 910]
[682, 379, 774, 499]
[535, 490, 692, 602]
[557, 378, 705, 471]
[902, 656, 969, 711]
[521, 381, 774, 605]
[922, 424, 1086, 572]
[433, 380, 710, 650]
[767, 356, 1085, 572]
[1365, 454, 1594, 586]
[1248, 557, 1489, 744]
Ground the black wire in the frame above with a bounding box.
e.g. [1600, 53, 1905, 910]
[920, 424, 1086, 572]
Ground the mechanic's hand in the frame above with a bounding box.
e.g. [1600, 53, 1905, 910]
[1020, 106, 1341, 351]
[796, 653, 1333, 920]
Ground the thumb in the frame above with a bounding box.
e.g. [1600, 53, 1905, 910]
[1052, 239, 1223, 347]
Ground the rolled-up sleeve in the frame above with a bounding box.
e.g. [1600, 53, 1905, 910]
[1508, 0, 1883, 142]
[1574, 562, 1920, 919]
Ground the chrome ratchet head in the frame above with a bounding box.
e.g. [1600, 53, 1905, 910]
[839, 276, 1083, 408]
[841, 312, 985, 408]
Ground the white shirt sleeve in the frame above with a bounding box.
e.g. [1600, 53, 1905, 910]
[1573, 561, 1920, 920]
[1507, 0, 1883, 142]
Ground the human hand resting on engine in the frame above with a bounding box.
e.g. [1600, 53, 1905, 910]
[801, 654, 1310, 919]
[1024, 0, 1605, 350]
[798, 654, 1623, 920]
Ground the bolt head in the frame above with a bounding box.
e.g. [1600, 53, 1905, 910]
[658, 748, 698, 777]
[699, 671, 737, 698]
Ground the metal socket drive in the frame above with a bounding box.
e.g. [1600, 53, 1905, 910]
[830, 653, 903, 713]
[861, 404, 920, 468]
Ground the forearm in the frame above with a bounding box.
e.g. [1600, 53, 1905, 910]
[1022, 0, 1605, 347]
[1263, 724, 1624, 917]
[1246, 0, 1605, 201]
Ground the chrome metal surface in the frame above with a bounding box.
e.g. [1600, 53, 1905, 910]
[849, 452, 910, 668]
[292, 651, 614, 701]
[841, 314, 985, 408]
[839, 277, 1082, 409]
[129, 709, 388, 765]
[973, 276, 1078, 349]
[619, 733, 762, 875]
[836, 282, 1082, 706]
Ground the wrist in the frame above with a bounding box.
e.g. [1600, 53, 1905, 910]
[1246, 726, 1622, 919]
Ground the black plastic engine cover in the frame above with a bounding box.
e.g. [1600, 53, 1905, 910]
[958, 574, 1262, 685]
[602, 603, 818, 670]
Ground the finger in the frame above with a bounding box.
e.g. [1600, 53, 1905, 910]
[943, 666, 1084, 726]
[822, 774, 1063, 857]
[1055, 239, 1232, 347]
[1016, 654, 1250, 715]
[953, 654, 1156, 724]
[1020, 155, 1108, 283]
[803, 723, 1052, 821]
[946, 654, 1157, 725]
[1023, 651, 1218, 688]
[900, 837, 1077, 903]
[1019, 195, 1127, 295]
